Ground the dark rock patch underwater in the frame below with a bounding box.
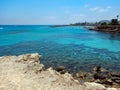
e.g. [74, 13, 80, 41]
[0, 40, 120, 73]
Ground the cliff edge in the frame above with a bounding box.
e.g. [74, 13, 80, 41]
[0, 53, 119, 90]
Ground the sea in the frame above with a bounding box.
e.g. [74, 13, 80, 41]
[0, 25, 120, 72]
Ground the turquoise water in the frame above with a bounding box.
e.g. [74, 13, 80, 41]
[0, 25, 120, 72]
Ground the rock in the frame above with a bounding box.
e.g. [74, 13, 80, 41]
[94, 79, 113, 86]
[60, 70, 66, 74]
[23, 53, 41, 62]
[0, 54, 84, 90]
[112, 77, 120, 82]
[94, 72, 107, 80]
[112, 82, 120, 88]
[107, 88, 117, 90]
[47, 67, 57, 75]
[0, 53, 119, 90]
[55, 66, 65, 72]
[94, 79, 102, 83]
[103, 79, 113, 85]
[84, 82, 106, 90]
[76, 72, 85, 78]
[16, 55, 24, 62]
[100, 68, 109, 73]
[110, 72, 120, 84]
[93, 66, 101, 72]
[114, 80, 120, 83]
[93, 66, 109, 73]
[111, 72, 120, 77]
[76, 71, 89, 79]
[16, 53, 41, 63]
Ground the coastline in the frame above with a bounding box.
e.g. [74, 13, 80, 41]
[0, 53, 120, 90]
[50, 24, 120, 34]
[86, 25, 120, 33]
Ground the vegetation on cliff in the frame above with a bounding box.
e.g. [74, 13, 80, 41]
[88, 16, 120, 33]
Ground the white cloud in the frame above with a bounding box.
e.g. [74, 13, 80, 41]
[90, 6, 112, 13]
[107, 6, 112, 9]
[90, 7, 99, 11]
[84, 4, 89, 8]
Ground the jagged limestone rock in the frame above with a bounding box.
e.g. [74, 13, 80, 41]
[0, 53, 119, 90]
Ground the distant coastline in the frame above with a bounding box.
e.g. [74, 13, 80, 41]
[50, 22, 95, 28]
[87, 25, 120, 33]
[50, 18, 120, 33]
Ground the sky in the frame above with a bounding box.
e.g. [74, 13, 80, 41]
[0, 0, 120, 25]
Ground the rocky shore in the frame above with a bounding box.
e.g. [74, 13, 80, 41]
[0, 53, 120, 90]
[87, 25, 120, 33]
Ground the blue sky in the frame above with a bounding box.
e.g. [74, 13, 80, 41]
[0, 0, 120, 25]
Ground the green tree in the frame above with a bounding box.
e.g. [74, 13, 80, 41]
[117, 15, 119, 20]
[101, 22, 107, 25]
[111, 19, 119, 25]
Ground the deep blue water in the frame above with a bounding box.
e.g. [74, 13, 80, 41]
[0, 25, 120, 72]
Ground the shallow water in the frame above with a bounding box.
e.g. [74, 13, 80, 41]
[0, 25, 120, 72]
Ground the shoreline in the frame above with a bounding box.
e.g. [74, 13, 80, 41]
[49, 25, 95, 28]
[54, 65, 120, 88]
[50, 24, 120, 34]
[86, 25, 120, 33]
[0, 53, 120, 90]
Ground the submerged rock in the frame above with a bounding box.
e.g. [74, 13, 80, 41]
[76, 71, 90, 79]
[55, 66, 65, 71]
[112, 77, 120, 83]
[111, 72, 120, 77]
[55, 66, 66, 74]
[93, 66, 101, 72]
[93, 66, 109, 73]
[93, 72, 108, 80]
[76, 72, 85, 78]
